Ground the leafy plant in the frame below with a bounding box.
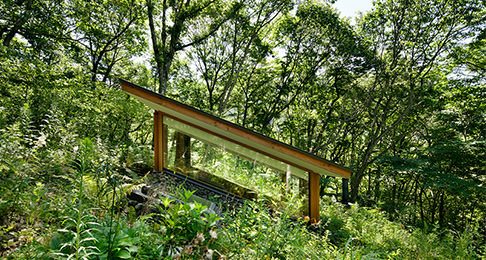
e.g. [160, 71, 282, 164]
[154, 189, 222, 259]
[92, 218, 139, 260]
[51, 208, 100, 260]
[219, 200, 336, 259]
[336, 238, 381, 260]
[51, 138, 99, 260]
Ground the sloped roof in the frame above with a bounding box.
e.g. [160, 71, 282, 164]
[120, 79, 351, 179]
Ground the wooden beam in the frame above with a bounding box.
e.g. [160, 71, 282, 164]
[154, 111, 163, 171]
[309, 171, 320, 223]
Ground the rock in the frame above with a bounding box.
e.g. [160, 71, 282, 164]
[128, 162, 152, 176]
[141, 185, 151, 195]
[128, 190, 148, 203]
[135, 203, 144, 211]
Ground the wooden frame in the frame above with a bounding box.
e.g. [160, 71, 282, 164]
[121, 79, 351, 222]
[121, 79, 351, 179]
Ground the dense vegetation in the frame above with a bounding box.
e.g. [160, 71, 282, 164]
[1, 0, 485, 259]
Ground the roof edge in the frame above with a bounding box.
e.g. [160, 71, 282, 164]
[119, 78, 352, 178]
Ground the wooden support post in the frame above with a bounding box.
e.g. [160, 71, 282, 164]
[309, 171, 320, 224]
[154, 111, 166, 172]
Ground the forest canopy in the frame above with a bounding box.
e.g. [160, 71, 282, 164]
[0, 0, 485, 259]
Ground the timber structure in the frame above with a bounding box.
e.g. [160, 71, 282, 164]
[120, 78, 351, 223]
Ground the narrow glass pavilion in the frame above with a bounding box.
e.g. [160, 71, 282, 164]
[120, 79, 351, 222]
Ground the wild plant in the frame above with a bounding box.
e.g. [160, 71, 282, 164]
[51, 138, 99, 260]
[218, 200, 330, 259]
[335, 238, 381, 260]
[154, 189, 222, 259]
[93, 217, 139, 260]
[0, 125, 33, 219]
[93, 164, 137, 259]
[25, 182, 50, 227]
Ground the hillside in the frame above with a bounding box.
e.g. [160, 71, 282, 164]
[1, 0, 485, 259]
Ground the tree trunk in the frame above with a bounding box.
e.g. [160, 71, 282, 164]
[175, 132, 185, 168]
[342, 178, 349, 204]
[183, 134, 191, 167]
[350, 163, 369, 202]
[438, 191, 445, 227]
[2, 0, 33, 47]
[147, 0, 165, 94]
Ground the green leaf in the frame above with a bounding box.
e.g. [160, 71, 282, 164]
[113, 249, 131, 259]
[128, 245, 139, 253]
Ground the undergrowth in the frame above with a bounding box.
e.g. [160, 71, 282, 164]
[1, 135, 484, 259]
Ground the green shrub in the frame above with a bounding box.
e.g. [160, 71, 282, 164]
[218, 200, 336, 259]
[318, 197, 484, 259]
[153, 189, 222, 259]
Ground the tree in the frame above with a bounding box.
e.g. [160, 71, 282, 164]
[275, 1, 374, 156]
[65, 0, 146, 83]
[346, 0, 483, 202]
[0, 0, 65, 49]
[146, 0, 242, 94]
[186, 0, 292, 115]
[449, 2, 486, 79]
